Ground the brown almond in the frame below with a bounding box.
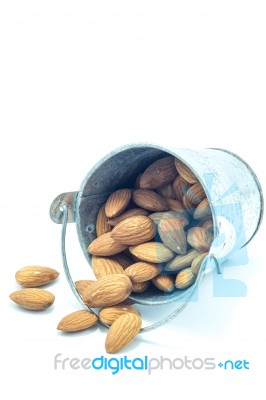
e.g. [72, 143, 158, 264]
[15, 266, 59, 287]
[182, 194, 196, 215]
[96, 204, 111, 237]
[132, 189, 168, 212]
[92, 256, 125, 279]
[152, 274, 175, 292]
[165, 198, 186, 213]
[10, 288, 55, 310]
[105, 312, 142, 354]
[187, 227, 213, 253]
[172, 176, 190, 202]
[140, 156, 177, 189]
[132, 280, 150, 293]
[99, 305, 140, 325]
[83, 274, 133, 307]
[194, 198, 212, 220]
[108, 208, 149, 226]
[57, 310, 98, 332]
[191, 253, 208, 276]
[156, 182, 175, 199]
[88, 232, 127, 256]
[111, 216, 156, 245]
[158, 218, 187, 254]
[186, 182, 206, 206]
[129, 242, 174, 263]
[165, 249, 199, 272]
[75, 280, 96, 297]
[175, 268, 196, 289]
[174, 159, 198, 184]
[125, 262, 162, 282]
[105, 189, 131, 218]
[134, 173, 143, 189]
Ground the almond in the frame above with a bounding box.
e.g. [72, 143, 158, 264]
[88, 232, 127, 256]
[172, 176, 190, 202]
[134, 173, 143, 189]
[105, 189, 131, 218]
[174, 159, 198, 184]
[187, 227, 213, 253]
[182, 194, 196, 215]
[165, 198, 186, 213]
[75, 280, 95, 297]
[111, 216, 156, 245]
[165, 249, 199, 272]
[99, 305, 140, 325]
[149, 210, 189, 227]
[132, 189, 168, 212]
[201, 218, 214, 231]
[191, 253, 208, 275]
[57, 310, 98, 332]
[9, 288, 55, 310]
[15, 266, 59, 287]
[186, 182, 206, 206]
[152, 274, 175, 292]
[194, 198, 212, 220]
[96, 204, 111, 237]
[82, 274, 133, 307]
[140, 156, 177, 189]
[105, 313, 142, 354]
[125, 262, 162, 282]
[132, 280, 150, 293]
[129, 242, 174, 263]
[92, 256, 125, 279]
[158, 218, 187, 254]
[175, 268, 196, 289]
[108, 208, 149, 226]
[156, 182, 175, 199]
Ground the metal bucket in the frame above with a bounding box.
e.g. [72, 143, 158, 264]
[50, 145, 263, 315]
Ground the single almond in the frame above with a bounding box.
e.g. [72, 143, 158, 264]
[194, 198, 212, 220]
[152, 274, 175, 292]
[191, 253, 208, 276]
[9, 288, 55, 310]
[88, 232, 127, 256]
[83, 274, 133, 307]
[105, 189, 131, 218]
[186, 182, 206, 206]
[129, 242, 174, 263]
[158, 218, 187, 254]
[174, 159, 198, 184]
[99, 305, 140, 325]
[165, 198, 186, 213]
[125, 262, 162, 282]
[105, 313, 142, 354]
[111, 216, 156, 245]
[92, 256, 125, 279]
[140, 156, 177, 189]
[15, 266, 59, 287]
[108, 208, 149, 226]
[132, 280, 150, 293]
[187, 227, 213, 253]
[75, 280, 96, 297]
[172, 176, 190, 202]
[132, 189, 168, 212]
[96, 204, 111, 237]
[156, 182, 175, 199]
[57, 310, 98, 332]
[175, 268, 196, 289]
[165, 249, 200, 272]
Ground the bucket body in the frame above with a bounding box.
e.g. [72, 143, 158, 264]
[50, 145, 263, 305]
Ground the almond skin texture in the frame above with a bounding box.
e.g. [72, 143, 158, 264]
[96, 204, 111, 237]
[92, 256, 125, 279]
[175, 268, 196, 289]
[15, 266, 59, 287]
[165, 198, 186, 213]
[156, 182, 175, 199]
[125, 262, 162, 282]
[174, 159, 198, 184]
[172, 176, 190, 202]
[75, 280, 96, 297]
[10, 288, 55, 310]
[186, 183, 206, 206]
[132, 189, 168, 212]
[99, 305, 140, 325]
[105, 189, 132, 218]
[129, 242, 174, 263]
[152, 274, 175, 292]
[194, 198, 212, 220]
[105, 313, 142, 354]
[191, 253, 208, 276]
[187, 227, 213, 253]
[140, 156, 177, 189]
[111, 216, 156, 245]
[165, 249, 200, 272]
[82, 274, 133, 307]
[158, 218, 187, 254]
[132, 280, 150, 293]
[108, 208, 149, 227]
[57, 310, 98, 332]
[88, 232, 127, 256]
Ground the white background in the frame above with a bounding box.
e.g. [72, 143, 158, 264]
[0, 1, 266, 399]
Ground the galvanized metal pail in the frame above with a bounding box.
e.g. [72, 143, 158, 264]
[50, 145, 263, 330]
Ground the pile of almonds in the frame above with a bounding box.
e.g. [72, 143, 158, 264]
[9, 155, 214, 354]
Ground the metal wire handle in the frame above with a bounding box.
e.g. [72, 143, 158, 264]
[60, 204, 211, 333]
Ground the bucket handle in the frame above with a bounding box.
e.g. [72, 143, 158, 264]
[59, 203, 219, 333]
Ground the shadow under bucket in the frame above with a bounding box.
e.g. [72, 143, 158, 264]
[50, 145, 263, 307]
